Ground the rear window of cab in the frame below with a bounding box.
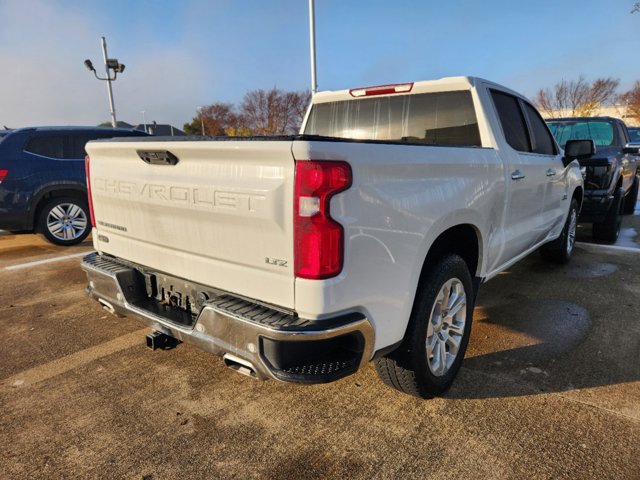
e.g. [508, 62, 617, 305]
[304, 90, 481, 147]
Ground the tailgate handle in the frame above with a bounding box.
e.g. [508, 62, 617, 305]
[137, 150, 179, 166]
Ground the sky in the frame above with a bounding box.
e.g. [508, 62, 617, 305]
[0, 0, 638, 129]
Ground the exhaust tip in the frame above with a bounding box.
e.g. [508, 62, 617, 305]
[96, 298, 125, 318]
[98, 299, 116, 315]
[223, 353, 258, 379]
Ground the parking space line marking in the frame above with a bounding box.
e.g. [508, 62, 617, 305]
[1, 328, 148, 389]
[4, 251, 90, 271]
[575, 242, 640, 254]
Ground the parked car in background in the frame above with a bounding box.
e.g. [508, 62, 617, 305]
[0, 126, 148, 245]
[547, 117, 639, 241]
[628, 126, 640, 144]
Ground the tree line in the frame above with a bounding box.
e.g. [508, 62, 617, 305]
[186, 78, 640, 138]
[535, 76, 640, 123]
[184, 88, 311, 136]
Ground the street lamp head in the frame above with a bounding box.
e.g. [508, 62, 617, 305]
[116, 63, 125, 73]
[84, 59, 95, 72]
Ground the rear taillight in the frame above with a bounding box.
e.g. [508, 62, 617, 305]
[85, 155, 96, 228]
[0, 169, 8, 184]
[294, 160, 352, 279]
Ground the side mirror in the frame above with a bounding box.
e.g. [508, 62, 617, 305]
[563, 139, 595, 166]
[622, 144, 640, 155]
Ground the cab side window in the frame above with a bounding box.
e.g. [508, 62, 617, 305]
[618, 122, 630, 145]
[490, 90, 531, 152]
[522, 102, 556, 155]
[71, 134, 106, 159]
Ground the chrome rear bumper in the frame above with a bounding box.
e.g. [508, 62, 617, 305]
[81, 252, 374, 383]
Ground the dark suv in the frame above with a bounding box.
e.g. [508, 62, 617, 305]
[547, 117, 639, 242]
[0, 127, 148, 245]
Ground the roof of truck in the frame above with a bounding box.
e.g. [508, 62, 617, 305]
[7, 126, 144, 134]
[546, 116, 624, 124]
[311, 76, 527, 104]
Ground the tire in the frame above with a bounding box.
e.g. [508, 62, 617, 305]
[37, 196, 91, 246]
[539, 198, 579, 264]
[375, 254, 474, 399]
[592, 187, 623, 243]
[623, 175, 638, 215]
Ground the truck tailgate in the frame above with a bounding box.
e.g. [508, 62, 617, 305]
[86, 139, 295, 309]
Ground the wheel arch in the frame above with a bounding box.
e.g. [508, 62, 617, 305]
[29, 184, 88, 228]
[572, 185, 583, 212]
[418, 223, 482, 289]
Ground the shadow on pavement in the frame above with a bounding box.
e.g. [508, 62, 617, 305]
[446, 248, 639, 400]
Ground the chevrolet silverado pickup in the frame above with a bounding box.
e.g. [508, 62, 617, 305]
[81, 77, 583, 398]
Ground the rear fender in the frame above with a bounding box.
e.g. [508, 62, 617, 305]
[28, 182, 87, 227]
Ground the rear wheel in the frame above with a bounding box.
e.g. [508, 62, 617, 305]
[539, 198, 578, 264]
[593, 188, 623, 243]
[375, 254, 474, 398]
[623, 175, 638, 215]
[37, 196, 90, 246]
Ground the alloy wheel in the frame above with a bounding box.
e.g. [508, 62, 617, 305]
[426, 278, 467, 376]
[46, 203, 88, 241]
[567, 208, 577, 255]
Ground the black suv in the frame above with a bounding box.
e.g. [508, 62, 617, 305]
[547, 117, 639, 242]
[0, 127, 148, 245]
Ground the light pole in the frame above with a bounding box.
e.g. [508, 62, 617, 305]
[84, 36, 125, 128]
[309, 0, 318, 95]
[198, 106, 206, 136]
[141, 110, 147, 133]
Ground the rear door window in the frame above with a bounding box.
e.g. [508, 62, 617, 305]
[24, 135, 69, 159]
[628, 128, 640, 143]
[490, 90, 531, 152]
[71, 134, 115, 159]
[72, 131, 147, 158]
[522, 102, 556, 155]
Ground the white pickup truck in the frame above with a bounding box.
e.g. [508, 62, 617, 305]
[82, 77, 584, 398]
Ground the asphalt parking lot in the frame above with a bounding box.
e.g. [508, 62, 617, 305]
[1, 215, 639, 480]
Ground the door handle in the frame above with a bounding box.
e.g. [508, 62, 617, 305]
[546, 168, 556, 177]
[511, 170, 525, 180]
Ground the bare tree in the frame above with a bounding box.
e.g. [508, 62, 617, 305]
[240, 88, 311, 135]
[183, 102, 239, 136]
[620, 81, 640, 125]
[201, 103, 238, 136]
[534, 76, 620, 117]
[632, 2, 640, 13]
[184, 89, 311, 137]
